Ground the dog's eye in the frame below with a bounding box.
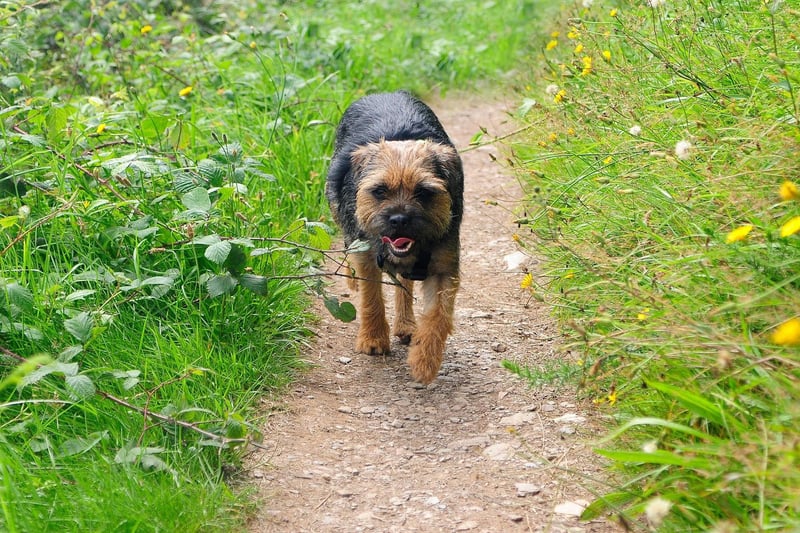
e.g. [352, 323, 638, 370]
[414, 186, 437, 202]
[371, 185, 388, 200]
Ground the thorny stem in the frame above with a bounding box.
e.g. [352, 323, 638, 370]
[0, 345, 268, 451]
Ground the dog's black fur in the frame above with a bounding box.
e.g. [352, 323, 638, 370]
[326, 90, 464, 257]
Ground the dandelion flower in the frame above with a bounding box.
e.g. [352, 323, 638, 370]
[548, 132, 558, 143]
[637, 308, 650, 321]
[610, 8, 619, 16]
[574, 43, 584, 54]
[603, 155, 613, 165]
[567, 30, 580, 40]
[551, 31, 560, 38]
[607, 390, 618, 405]
[674, 140, 693, 160]
[771, 318, 800, 346]
[629, 125, 642, 136]
[779, 180, 799, 201]
[140, 24, 153, 35]
[545, 83, 560, 96]
[725, 224, 753, 243]
[645, 497, 672, 528]
[554, 89, 567, 103]
[780, 216, 800, 237]
[581, 55, 593, 76]
[96, 123, 107, 134]
[179, 85, 193, 97]
[602, 49, 612, 61]
[546, 39, 558, 51]
[520, 272, 533, 289]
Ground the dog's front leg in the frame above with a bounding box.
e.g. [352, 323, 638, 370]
[407, 273, 459, 384]
[353, 253, 391, 355]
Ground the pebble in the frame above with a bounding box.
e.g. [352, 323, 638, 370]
[337, 406, 353, 414]
[559, 426, 576, 435]
[553, 413, 586, 424]
[359, 406, 375, 414]
[554, 501, 587, 516]
[509, 514, 524, 523]
[450, 436, 491, 449]
[541, 404, 556, 412]
[499, 412, 535, 426]
[515, 483, 542, 497]
[424, 496, 440, 506]
[482, 442, 515, 461]
[491, 342, 507, 353]
[338, 356, 352, 364]
[503, 251, 529, 272]
[456, 521, 479, 531]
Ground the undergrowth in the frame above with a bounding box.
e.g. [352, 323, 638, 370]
[0, 0, 538, 530]
[511, 0, 799, 530]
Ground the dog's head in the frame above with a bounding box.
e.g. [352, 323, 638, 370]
[352, 140, 460, 261]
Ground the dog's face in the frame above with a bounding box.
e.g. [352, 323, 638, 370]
[351, 140, 457, 262]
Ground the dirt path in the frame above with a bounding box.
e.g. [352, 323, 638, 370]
[247, 94, 615, 533]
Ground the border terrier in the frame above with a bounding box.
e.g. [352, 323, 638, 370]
[326, 91, 464, 384]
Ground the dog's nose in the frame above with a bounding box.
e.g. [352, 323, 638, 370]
[388, 213, 410, 229]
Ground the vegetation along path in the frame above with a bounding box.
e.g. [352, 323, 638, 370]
[247, 95, 615, 533]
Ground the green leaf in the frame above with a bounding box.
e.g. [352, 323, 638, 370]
[64, 312, 94, 343]
[346, 239, 372, 253]
[58, 345, 83, 362]
[168, 119, 190, 150]
[581, 491, 640, 520]
[597, 417, 722, 444]
[58, 431, 107, 458]
[46, 105, 68, 142]
[595, 448, 712, 469]
[205, 240, 232, 264]
[65, 374, 96, 400]
[181, 187, 211, 212]
[206, 274, 238, 297]
[645, 379, 735, 429]
[1, 280, 34, 312]
[324, 297, 357, 322]
[64, 289, 97, 303]
[238, 274, 268, 295]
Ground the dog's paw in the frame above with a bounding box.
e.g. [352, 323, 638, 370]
[356, 334, 391, 355]
[392, 321, 416, 345]
[407, 339, 444, 384]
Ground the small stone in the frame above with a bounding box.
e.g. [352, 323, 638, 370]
[338, 356, 352, 364]
[491, 342, 507, 353]
[456, 521, 479, 531]
[337, 489, 355, 497]
[553, 413, 586, 424]
[503, 251, 529, 272]
[424, 496, 440, 506]
[509, 514, 524, 523]
[450, 435, 491, 449]
[559, 425, 576, 435]
[499, 412, 535, 426]
[251, 469, 264, 479]
[541, 404, 556, 412]
[483, 442, 515, 461]
[390, 497, 404, 506]
[360, 406, 376, 414]
[407, 381, 426, 389]
[554, 501, 587, 516]
[470, 311, 493, 319]
[515, 483, 542, 497]
[337, 406, 352, 414]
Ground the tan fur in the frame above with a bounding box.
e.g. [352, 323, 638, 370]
[346, 140, 461, 384]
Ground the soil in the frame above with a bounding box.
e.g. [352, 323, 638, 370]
[246, 94, 617, 533]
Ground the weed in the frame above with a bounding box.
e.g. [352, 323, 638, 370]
[513, 0, 800, 530]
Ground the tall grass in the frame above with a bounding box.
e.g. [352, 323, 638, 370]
[511, 0, 799, 530]
[0, 0, 540, 530]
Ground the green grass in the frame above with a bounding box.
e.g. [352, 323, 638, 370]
[0, 0, 542, 530]
[512, 0, 800, 530]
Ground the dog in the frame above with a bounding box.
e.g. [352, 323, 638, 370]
[326, 91, 464, 384]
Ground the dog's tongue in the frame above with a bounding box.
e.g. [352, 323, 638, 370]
[382, 236, 413, 248]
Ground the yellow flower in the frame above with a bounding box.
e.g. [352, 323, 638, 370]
[96, 123, 107, 134]
[574, 43, 584, 54]
[581, 55, 593, 76]
[610, 8, 619, 17]
[140, 24, 153, 35]
[512, 233, 521, 242]
[554, 89, 567, 103]
[567, 127, 575, 135]
[249, 41, 257, 49]
[567, 29, 580, 39]
[548, 132, 558, 142]
[780, 216, 800, 237]
[179, 85, 193, 97]
[602, 50, 612, 61]
[520, 273, 533, 289]
[725, 224, 753, 243]
[637, 308, 650, 321]
[779, 180, 800, 201]
[603, 155, 613, 165]
[771, 318, 800, 346]
[551, 31, 560, 38]
[607, 390, 618, 405]
[546, 39, 558, 51]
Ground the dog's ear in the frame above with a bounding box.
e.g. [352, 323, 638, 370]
[427, 143, 463, 183]
[351, 142, 382, 175]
